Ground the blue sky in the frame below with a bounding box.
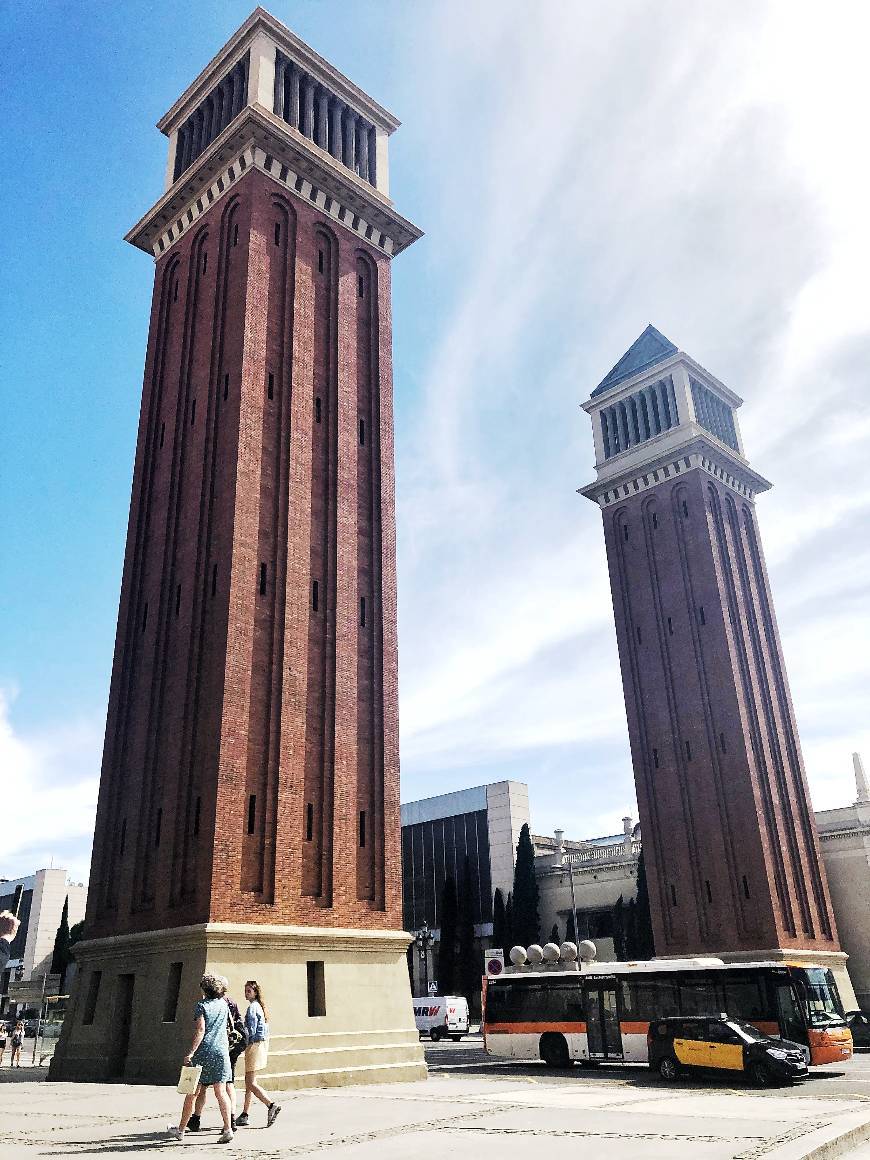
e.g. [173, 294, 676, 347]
[2, 0, 869, 884]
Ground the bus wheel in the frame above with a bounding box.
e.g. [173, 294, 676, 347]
[659, 1056, 680, 1081]
[540, 1033, 571, 1069]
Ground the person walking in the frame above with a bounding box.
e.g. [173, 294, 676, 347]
[167, 974, 234, 1145]
[10, 1021, 25, 1068]
[0, 1021, 9, 1067]
[236, 980, 281, 1128]
[187, 978, 247, 1134]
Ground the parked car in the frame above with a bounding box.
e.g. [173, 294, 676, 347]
[648, 1015, 808, 1087]
[412, 996, 470, 1041]
[846, 1011, 870, 1050]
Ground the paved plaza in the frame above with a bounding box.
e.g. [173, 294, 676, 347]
[3, 1042, 870, 1158]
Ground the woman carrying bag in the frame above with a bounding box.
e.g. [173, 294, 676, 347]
[168, 973, 234, 1144]
[236, 980, 281, 1128]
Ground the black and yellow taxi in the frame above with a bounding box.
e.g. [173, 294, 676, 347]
[648, 1015, 809, 1086]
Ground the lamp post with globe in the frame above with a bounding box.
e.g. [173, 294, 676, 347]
[414, 924, 435, 996]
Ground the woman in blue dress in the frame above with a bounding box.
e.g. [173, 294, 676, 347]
[168, 973, 234, 1144]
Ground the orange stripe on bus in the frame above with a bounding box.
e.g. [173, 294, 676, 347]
[486, 1022, 587, 1035]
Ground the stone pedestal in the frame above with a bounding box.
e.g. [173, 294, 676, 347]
[49, 924, 427, 1088]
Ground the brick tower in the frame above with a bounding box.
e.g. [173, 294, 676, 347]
[580, 326, 855, 1002]
[50, 9, 426, 1086]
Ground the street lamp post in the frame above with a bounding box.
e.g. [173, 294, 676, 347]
[564, 852, 580, 947]
[414, 925, 434, 996]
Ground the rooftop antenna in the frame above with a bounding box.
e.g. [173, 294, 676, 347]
[854, 752, 869, 804]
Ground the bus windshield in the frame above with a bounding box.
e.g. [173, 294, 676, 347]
[795, 968, 845, 1027]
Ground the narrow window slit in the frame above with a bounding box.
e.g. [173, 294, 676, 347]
[259, 562, 267, 596]
[175, 584, 181, 616]
[142, 603, 148, 632]
[159, 421, 165, 449]
[742, 875, 750, 899]
[274, 222, 281, 245]
[223, 373, 229, 401]
[233, 222, 239, 247]
[193, 796, 201, 836]
[154, 807, 162, 848]
[685, 740, 692, 761]
[359, 810, 366, 848]
[312, 579, 319, 612]
[267, 372, 274, 400]
[211, 564, 217, 597]
[670, 883, 677, 906]
[318, 248, 324, 273]
[360, 597, 366, 627]
[667, 616, 673, 636]
[652, 747, 659, 769]
[247, 794, 256, 835]
[305, 802, 314, 841]
[315, 396, 322, 423]
[359, 418, 365, 445]
[190, 398, 196, 426]
[705, 879, 713, 903]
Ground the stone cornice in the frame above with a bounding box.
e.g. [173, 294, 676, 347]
[579, 431, 772, 508]
[157, 7, 399, 137]
[72, 923, 413, 962]
[125, 107, 422, 258]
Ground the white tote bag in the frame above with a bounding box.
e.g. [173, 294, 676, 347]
[176, 1063, 202, 1095]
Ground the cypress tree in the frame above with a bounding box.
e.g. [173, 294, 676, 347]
[50, 896, 71, 986]
[437, 875, 458, 994]
[549, 923, 560, 946]
[505, 893, 514, 950]
[634, 847, 655, 959]
[511, 824, 540, 947]
[457, 858, 478, 1008]
[492, 887, 507, 952]
[565, 910, 577, 944]
[613, 895, 625, 960]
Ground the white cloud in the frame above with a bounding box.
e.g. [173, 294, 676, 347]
[0, 688, 100, 885]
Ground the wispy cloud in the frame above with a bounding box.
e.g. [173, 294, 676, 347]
[394, 0, 870, 837]
[0, 688, 100, 884]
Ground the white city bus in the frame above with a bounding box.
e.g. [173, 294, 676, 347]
[482, 945, 852, 1069]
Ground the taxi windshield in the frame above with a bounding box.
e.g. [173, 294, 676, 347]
[797, 968, 845, 1027]
[728, 1020, 768, 1043]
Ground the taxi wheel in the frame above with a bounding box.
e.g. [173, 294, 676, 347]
[540, 1033, 572, 1069]
[659, 1056, 681, 1081]
[750, 1061, 772, 1087]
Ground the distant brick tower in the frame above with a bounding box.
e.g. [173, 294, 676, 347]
[580, 326, 855, 1001]
[51, 9, 425, 1086]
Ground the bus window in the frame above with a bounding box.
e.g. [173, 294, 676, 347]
[775, 982, 806, 1044]
[678, 977, 717, 1016]
[723, 974, 767, 1022]
[625, 978, 678, 1019]
[796, 968, 845, 1027]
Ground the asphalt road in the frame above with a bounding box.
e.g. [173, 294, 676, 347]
[424, 1033, 870, 1101]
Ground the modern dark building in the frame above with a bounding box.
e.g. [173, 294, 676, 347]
[50, 8, 426, 1087]
[580, 326, 855, 1005]
[401, 781, 529, 992]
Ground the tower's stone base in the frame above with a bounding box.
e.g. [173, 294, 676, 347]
[49, 923, 427, 1089]
[708, 947, 858, 1011]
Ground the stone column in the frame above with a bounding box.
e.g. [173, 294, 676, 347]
[358, 121, 369, 181]
[329, 100, 343, 160]
[166, 129, 180, 189]
[316, 88, 329, 148]
[301, 77, 315, 138]
[343, 110, 356, 169]
[287, 64, 300, 127]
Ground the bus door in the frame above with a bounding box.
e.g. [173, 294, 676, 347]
[585, 984, 623, 1060]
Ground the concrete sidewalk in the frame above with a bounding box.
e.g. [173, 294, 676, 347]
[3, 1071, 870, 1158]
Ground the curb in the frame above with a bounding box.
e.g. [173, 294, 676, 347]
[767, 1112, 870, 1160]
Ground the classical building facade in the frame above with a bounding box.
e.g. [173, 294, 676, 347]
[401, 781, 529, 994]
[815, 756, 870, 1012]
[50, 9, 425, 1087]
[534, 819, 640, 961]
[580, 326, 855, 1006]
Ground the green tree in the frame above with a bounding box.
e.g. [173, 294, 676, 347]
[549, 923, 560, 946]
[69, 920, 86, 947]
[437, 875, 458, 995]
[612, 895, 626, 960]
[565, 911, 577, 944]
[492, 888, 507, 952]
[457, 859, 478, 1009]
[511, 824, 540, 947]
[505, 893, 514, 950]
[633, 847, 655, 959]
[50, 896, 71, 986]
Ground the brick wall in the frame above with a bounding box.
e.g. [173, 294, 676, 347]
[87, 168, 401, 936]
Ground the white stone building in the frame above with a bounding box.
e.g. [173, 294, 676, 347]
[0, 868, 87, 1006]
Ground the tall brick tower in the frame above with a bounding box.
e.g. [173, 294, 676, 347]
[51, 9, 426, 1086]
[580, 326, 855, 1003]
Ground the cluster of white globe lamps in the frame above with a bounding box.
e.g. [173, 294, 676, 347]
[508, 940, 598, 967]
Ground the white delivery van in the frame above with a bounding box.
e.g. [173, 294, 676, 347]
[413, 995, 470, 1041]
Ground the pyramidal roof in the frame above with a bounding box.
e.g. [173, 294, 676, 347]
[592, 324, 678, 397]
